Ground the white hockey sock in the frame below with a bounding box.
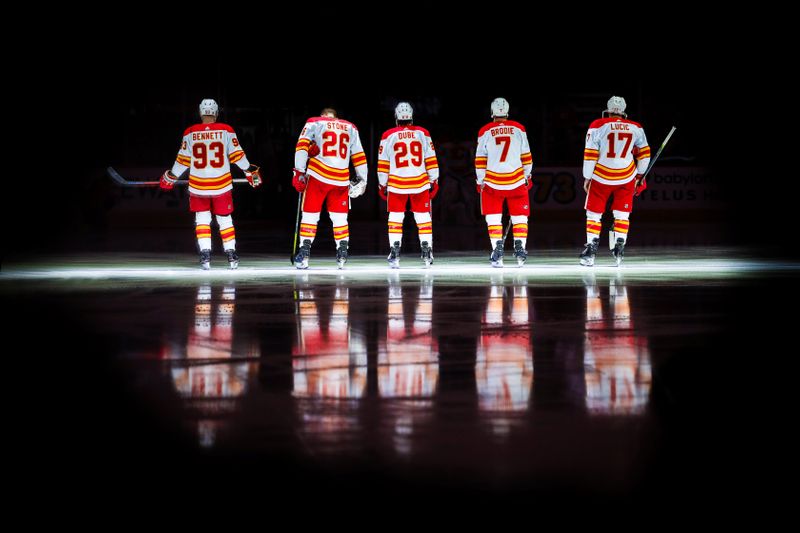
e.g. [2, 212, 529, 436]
[329, 212, 349, 245]
[586, 210, 602, 244]
[413, 211, 432, 246]
[195, 211, 212, 251]
[612, 210, 630, 243]
[299, 212, 320, 244]
[485, 214, 503, 247]
[216, 215, 236, 251]
[388, 211, 404, 247]
[511, 215, 527, 248]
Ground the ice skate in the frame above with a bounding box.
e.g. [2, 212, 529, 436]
[611, 238, 625, 267]
[388, 241, 400, 269]
[294, 239, 311, 270]
[579, 238, 599, 267]
[199, 249, 211, 270]
[336, 240, 349, 269]
[490, 240, 504, 268]
[225, 249, 239, 270]
[420, 241, 433, 268]
[513, 239, 527, 267]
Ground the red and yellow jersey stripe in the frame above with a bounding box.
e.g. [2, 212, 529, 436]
[633, 145, 651, 161]
[229, 150, 245, 164]
[296, 138, 311, 153]
[351, 151, 367, 167]
[377, 159, 390, 173]
[425, 156, 439, 170]
[485, 167, 525, 187]
[307, 158, 350, 183]
[593, 161, 636, 181]
[520, 152, 533, 166]
[583, 148, 600, 161]
[475, 156, 488, 170]
[189, 172, 232, 191]
[176, 154, 191, 167]
[388, 172, 429, 190]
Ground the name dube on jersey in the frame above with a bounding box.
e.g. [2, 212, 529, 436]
[171, 123, 251, 196]
[377, 126, 439, 194]
[583, 118, 651, 185]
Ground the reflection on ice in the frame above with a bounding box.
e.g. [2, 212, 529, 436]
[476, 277, 534, 437]
[379, 274, 438, 456]
[165, 285, 259, 447]
[583, 273, 652, 414]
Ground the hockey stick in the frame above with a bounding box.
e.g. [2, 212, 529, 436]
[291, 191, 304, 265]
[635, 126, 677, 189]
[107, 166, 250, 187]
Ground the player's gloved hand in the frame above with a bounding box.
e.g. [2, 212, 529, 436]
[245, 164, 262, 188]
[349, 177, 367, 198]
[292, 169, 307, 193]
[583, 179, 591, 193]
[634, 174, 647, 196]
[476, 183, 484, 195]
[430, 180, 439, 199]
[525, 176, 533, 190]
[308, 141, 320, 158]
[160, 170, 177, 190]
[378, 184, 388, 201]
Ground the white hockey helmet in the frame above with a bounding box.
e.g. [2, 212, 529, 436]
[606, 96, 627, 116]
[491, 97, 509, 118]
[199, 98, 219, 117]
[395, 102, 413, 121]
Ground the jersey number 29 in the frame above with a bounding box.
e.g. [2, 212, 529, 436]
[395, 141, 422, 168]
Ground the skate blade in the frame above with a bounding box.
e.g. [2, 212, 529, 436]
[229, 262, 239, 270]
[517, 258, 525, 267]
[201, 264, 211, 271]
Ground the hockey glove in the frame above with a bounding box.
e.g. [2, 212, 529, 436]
[378, 184, 388, 201]
[430, 180, 439, 199]
[245, 165, 262, 188]
[634, 174, 647, 197]
[349, 177, 367, 198]
[292, 169, 308, 193]
[525, 176, 534, 190]
[308, 141, 320, 158]
[160, 170, 178, 190]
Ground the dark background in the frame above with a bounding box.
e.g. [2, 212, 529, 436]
[11, 46, 772, 258]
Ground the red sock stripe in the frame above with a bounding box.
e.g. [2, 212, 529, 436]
[388, 222, 403, 233]
[417, 223, 432, 234]
[333, 225, 349, 239]
[586, 220, 602, 234]
[196, 224, 211, 238]
[613, 220, 630, 233]
[488, 224, 503, 239]
[512, 223, 528, 238]
[300, 223, 317, 238]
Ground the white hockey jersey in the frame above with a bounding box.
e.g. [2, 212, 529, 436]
[294, 116, 368, 187]
[475, 120, 533, 191]
[171, 122, 250, 197]
[583, 117, 651, 185]
[377, 125, 439, 194]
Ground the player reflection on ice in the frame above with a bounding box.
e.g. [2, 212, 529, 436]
[164, 284, 259, 448]
[582, 273, 652, 414]
[378, 273, 438, 456]
[292, 276, 367, 452]
[476, 275, 534, 438]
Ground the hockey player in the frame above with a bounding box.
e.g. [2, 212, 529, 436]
[580, 96, 651, 267]
[377, 102, 439, 268]
[160, 98, 262, 270]
[292, 108, 368, 269]
[475, 98, 533, 267]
